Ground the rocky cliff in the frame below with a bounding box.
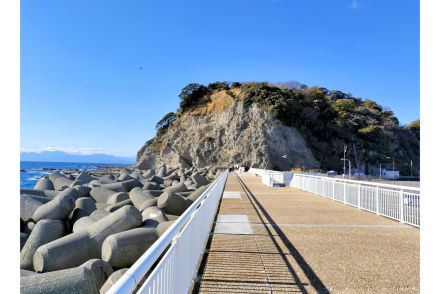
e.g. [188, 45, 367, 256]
[136, 81, 419, 175]
[136, 100, 319, 170]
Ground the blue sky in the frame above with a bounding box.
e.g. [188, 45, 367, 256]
[21, 0, 420, 157]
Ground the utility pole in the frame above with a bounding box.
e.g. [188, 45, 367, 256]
[392, 159, 395, 184]
[343, 145, 347, 178]
[379, 163, 382, 180]
[341, 158, 351, 180]
[410, 160, 413, 177]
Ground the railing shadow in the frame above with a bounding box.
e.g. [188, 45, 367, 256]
[235, 173, 330, 294]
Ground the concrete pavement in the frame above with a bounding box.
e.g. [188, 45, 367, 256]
[193, 172, 419, 293]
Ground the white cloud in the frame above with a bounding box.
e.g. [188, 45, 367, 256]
[348, 0, 361, 10]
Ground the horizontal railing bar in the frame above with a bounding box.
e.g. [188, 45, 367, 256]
[294, 173, 420, 192]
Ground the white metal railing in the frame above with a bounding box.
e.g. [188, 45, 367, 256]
[290, 174, 420, 227]
[107, 170, 229, 294]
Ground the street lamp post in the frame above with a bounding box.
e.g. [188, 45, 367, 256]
[379, 163, 382, 180]
[343, 145, 347, 179]
[386, 156, 395, 184]
[341, 158, 351, 180]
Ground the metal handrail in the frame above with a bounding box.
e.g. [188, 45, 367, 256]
[107, 170, 228, 294]
[295, 173, 420, 192]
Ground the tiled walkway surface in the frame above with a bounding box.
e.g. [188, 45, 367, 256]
[193, 172, 419, 294]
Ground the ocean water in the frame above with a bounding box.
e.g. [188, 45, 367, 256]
[20, 161, 130, 189]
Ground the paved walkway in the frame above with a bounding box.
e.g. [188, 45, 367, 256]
[193, 172, 419, 293]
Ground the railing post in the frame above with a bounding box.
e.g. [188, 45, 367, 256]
[332, 180, 335, 200]
[343, 181, 346, 204]
[400, 189, 404, 223]
[375, 186, 379, 215]
[357, 183, 361, 208]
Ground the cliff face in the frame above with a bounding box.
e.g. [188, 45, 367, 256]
[136, 101, 319, 170]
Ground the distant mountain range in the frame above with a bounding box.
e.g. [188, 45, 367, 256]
[20, 151, 135, 164]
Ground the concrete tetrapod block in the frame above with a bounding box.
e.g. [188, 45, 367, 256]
[137, 198, 158, 211]
[164, 172, 179, 181]
[33, 205, 142, 272]
[191, 172, 210, 188]
[99, 182, 126, 193]
[157, 191, 191, 215]
[73, 185, 92, 198]
[163, 179, 173, 187]
[107, 192, 129, 204]
[72, 216, 97, 233]
[163, 182, 188, 194]
[186, 185, 208, 202]
[117, 172, 134, 182]
[72, 172, 95, 186]
[128, 187, 156, 209]
[31, 188, 78, 222]
[155, 220, 175, 235]
[176, 191, 192, 198]
[21, 259, 113, 294]
[69, 197, 97, 224]
[157, 166, 167, 178]
[21, 189, 59, 198]
[89, 180, 102, 188]
[165, 214, 180, 221]
[21, 195, 44, 222]
[142, 182, 161, 190]
[95, 203, 111, 210]
[184, 180, 193, 188]
[101, 179, 142, 193]
[99, 175, 116, 185]
[90, 187, 120, 203]
[53, 176, 74, 191]
[23, 222, 36, 234]
[149, 175, 164, 185]
[21, 233, 29, 251]
[34, 178, 54, 190]
[102, 227, 160, 268]
[143, 169, 155, 179]
[105, 199, 132, 212]
[48, 171, 64, 183]
[21, 269, 39, 277]
[141, 206, 168, 228]
[90, 209, 111, 220]
[99, 268, 128, 294]
[20, 219, 66, 270]
[22, 194, 52, 204]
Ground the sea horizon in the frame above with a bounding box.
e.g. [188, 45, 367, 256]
[20, 160, 132, 189]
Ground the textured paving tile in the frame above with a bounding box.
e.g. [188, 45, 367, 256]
[222, 191, 242, 199]
[217, 215, 250, 223]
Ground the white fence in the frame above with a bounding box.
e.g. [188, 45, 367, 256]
[291, 174, 420, 227]
[107, 170, 229, 294]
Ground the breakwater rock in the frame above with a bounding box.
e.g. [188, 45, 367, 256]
[20, 166, 218, 293]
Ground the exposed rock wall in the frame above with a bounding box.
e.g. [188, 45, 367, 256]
[136, 101, 319, 171]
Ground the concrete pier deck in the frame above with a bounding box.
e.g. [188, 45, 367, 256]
[193, 172, 419, 293]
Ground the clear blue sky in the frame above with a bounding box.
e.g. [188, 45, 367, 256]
[21, 0, 420, 156]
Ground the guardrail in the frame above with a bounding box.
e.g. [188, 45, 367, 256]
[107, 170, 229, 294]
[290, 174, 420, 227]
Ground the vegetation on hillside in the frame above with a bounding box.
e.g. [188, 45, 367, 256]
[158, 81, 420, 175]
